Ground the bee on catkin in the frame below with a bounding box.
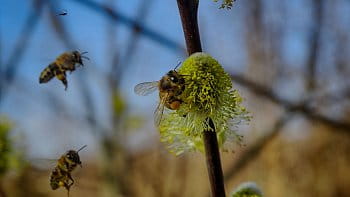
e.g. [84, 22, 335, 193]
[134, 63, 186, 125]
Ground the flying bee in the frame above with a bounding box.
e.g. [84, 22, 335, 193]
[134, 63, 185, 125]
[39, 51, 89, 90]
[58, 9, 68, 16]
[50, 145, 87, 197]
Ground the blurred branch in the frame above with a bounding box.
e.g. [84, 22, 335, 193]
[0, 0, 45, 105]
[0, 28, 2, 69]
[306, 0, 325, 91]
[47, 2, 77, 49]
[71, 0, 186, 54]
[111, 0, 155, 85]
[104, 1, 156, 196]
[230, 73, 350, 131]
[224, 114, 290, 182]
[47, 1, 101, 136]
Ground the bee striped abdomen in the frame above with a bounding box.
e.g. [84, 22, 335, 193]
[39, 63, 58, 83]
[50, 167, 64, 190]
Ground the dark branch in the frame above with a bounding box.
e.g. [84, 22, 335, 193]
[203, 119, 226, 197]
[176, 0, 202, 55]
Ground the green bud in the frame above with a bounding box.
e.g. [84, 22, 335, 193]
[231, 182, 263, 197]
[213, 0, 236, 9]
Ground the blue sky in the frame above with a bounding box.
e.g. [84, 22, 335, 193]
[2, 0, 345, 158]
[0, 0, 250, 158]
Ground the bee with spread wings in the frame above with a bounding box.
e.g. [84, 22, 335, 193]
[134, 64, 185, 125]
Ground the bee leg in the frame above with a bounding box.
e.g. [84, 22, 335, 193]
[63, 182, 71, 197]
[56, 71, 68, 90]
[63, 79, 68, 91]
[58, 76, 68, 90]
[68, 173, 74, 185]
[69, 67, 75, 74]
[66, 185, 71, 197]
[64, 178, 74, 197]
[60, 76, 68, 91]
[62, 72, 68, 90]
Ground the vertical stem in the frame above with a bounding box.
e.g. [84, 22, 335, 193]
[176, 0, 226, 196]
[176, 0, 202, 54]
[203, 120, 226, 197]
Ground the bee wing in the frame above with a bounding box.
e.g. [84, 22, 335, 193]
[28, 158, 58, 170]
[134, 81, 159, 96]
[154, 93, 168, 126]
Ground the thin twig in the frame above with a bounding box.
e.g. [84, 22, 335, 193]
[176, 0, 226, 196]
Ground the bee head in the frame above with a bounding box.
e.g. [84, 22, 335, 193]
[65, 150, 82, 166]
[166, 62, 185, 84]
[167, 70, 179, 83]
[71, 51, 83, 66]
[72, 51, 89, 66]
[65, 145, 87, 167]
[167, 70, 185, 85]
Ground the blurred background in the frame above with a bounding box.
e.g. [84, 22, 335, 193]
[0, 0, 350, 196]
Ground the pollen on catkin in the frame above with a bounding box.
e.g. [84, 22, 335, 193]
[213, 0, 235, 9]
[159, 52, 250, 155]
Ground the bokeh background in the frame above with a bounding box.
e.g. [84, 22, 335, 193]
[1, 0, 350, 196]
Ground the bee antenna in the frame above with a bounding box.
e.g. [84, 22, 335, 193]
[82, 56, 90, 60]
[81, 51, 88, 55]
[77, 145, 87, 153]
[173, 61, 182, 71]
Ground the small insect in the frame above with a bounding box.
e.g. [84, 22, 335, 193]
[50, 145, 87, 197]
[39, 51, 89, 90]
[134, 63, 185, 125]
[58, 10, 68, 16]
